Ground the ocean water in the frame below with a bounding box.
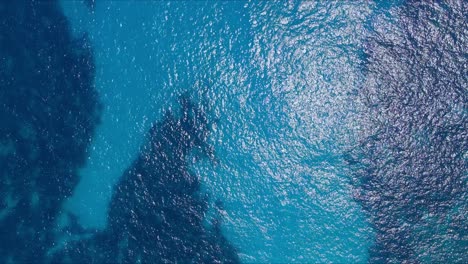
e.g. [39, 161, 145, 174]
[0, 1, 466, 263]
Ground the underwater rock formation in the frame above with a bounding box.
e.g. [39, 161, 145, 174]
[54, 95, 238, 263]
[0, 1, 237, 262]
[348, 1, 467, 263]
[0, 0, 101, 263]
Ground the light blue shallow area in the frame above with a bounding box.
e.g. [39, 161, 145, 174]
[61, 1, 375, 262]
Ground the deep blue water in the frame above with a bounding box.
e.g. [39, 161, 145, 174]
[0, 1, 466, 263]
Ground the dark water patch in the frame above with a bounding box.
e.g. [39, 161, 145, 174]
[53, 95, 238, 263]
[348, 1, 467, 263]
[0, 0, 101, 263]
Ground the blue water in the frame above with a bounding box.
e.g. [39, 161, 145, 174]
[1, 1, 466, 263]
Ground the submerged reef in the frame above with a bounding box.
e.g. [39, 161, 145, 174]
[348, 1, 467, 263]
[0, 0, 101, 263]
[0, 1, 237, 262]
[55, 95, 239, 263]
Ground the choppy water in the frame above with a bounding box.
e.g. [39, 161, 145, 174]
[0, 1, 466, 263]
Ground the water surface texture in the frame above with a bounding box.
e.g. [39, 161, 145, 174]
[0, 0, 466, 263]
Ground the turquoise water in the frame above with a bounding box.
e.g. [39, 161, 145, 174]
[62, 1, 373, 262]
[1, 1, 466, 263]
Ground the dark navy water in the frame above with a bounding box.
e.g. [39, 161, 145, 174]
[0, 1, 466, 263]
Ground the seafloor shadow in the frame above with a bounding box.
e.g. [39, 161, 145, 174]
[347, 1, 467, 263]
[53, 95, 239, 263]
[0, 0, 101, 263]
